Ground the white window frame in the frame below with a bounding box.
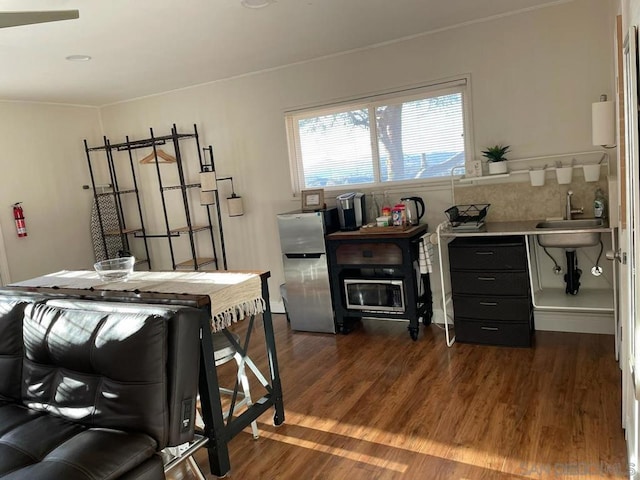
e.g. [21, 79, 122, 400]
[285, 76, 473, 194]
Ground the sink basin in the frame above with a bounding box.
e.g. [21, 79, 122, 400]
[535, 218, 603, 248]
[536, 219, 604, 229]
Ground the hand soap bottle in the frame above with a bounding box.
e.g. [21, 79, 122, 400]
[594, 188, 606, 219]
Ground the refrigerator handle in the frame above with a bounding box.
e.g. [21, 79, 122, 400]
[285, 253, 324, 259]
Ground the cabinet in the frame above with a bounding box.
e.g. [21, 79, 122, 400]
[448, 235, 533, 347]
[84, 124, 221, 271]
[326, 224, 432, 340]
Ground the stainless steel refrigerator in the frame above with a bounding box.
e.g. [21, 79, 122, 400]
[277, 209, 339, 333]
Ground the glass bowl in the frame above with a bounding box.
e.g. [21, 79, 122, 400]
[93, 256, 135, 282]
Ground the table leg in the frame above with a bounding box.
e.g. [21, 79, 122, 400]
[260, 277, 285, 425]
[198, 316, 231, 477]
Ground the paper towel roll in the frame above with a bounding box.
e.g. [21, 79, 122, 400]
[227, 195, 244, 217]
[200, 171, 218, 192]
[592, 100, 615, 146]
[200, 190, 216, 205]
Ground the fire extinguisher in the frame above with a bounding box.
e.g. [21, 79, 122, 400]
[12, 203, 27, 238]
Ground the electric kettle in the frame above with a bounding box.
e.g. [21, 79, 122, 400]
[400, 196, 425, 226]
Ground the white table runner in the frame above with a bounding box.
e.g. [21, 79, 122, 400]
[10, 270, 265, 332]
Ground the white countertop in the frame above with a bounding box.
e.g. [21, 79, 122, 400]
[439, 220, 613, 237]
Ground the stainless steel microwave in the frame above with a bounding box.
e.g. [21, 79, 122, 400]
[343, 278, 405, 313]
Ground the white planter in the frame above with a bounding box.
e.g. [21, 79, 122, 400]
[529, 169, 546, 187]
[488, 161, 508, 175]
[583, 164, 601, 182]
[556, 166, 573, 184]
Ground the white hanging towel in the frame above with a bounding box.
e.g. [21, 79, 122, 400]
[418, 233, 434, 274]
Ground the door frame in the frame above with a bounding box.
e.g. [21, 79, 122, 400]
[620, 21, 640, 470]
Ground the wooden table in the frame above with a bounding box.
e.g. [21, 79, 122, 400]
[7, 269, 285, 477]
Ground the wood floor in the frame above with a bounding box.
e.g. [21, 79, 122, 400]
[170, 315, 628, 479]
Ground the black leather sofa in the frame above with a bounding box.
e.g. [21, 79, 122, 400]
[0, 291, 205, 479]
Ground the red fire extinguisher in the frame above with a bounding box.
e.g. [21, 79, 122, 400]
[12, 203, 27, 238]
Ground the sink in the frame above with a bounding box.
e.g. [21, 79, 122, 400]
[536, 218, 603, 248]
[535, 219, 604, 229]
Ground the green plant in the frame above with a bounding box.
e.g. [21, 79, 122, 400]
[481, 144, 510, 162]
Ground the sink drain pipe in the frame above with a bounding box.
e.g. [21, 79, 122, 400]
[564, 249, 581, 295]
[542, 247, 563, 275]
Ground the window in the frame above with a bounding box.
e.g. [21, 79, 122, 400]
[286, 78, 470, 192]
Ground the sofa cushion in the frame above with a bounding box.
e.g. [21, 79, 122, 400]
[21, 302, 169, 445]
[0, 296, 34, 402]
[0, 403, 159, 479]
[44, 299, 203, 447]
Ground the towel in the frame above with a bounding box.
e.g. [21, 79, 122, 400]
[418, 233, 434, 274]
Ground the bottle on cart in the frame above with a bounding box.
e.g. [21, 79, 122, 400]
[594, 188, 606, 219]
[381, 192, 392, 218]
[392, 204, 406, 226]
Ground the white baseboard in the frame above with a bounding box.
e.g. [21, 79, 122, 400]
[270, 300, 286, 314]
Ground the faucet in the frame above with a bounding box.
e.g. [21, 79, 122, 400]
[565, 190, 583, 220]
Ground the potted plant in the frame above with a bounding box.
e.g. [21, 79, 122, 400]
[482, 144, 510, 175]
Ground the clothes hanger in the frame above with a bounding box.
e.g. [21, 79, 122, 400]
[139, 148, 177, 164]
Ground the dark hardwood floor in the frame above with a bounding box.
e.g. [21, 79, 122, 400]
[170, 315, 628, 479]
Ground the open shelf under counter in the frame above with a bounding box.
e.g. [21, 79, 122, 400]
[532, 287, 614, 312]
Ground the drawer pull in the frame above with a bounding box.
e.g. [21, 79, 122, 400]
[479, 301, 498, 306]
[475, 251, 495, 255]
[477, 276, 496, 281]
[480, 326, 499, 331]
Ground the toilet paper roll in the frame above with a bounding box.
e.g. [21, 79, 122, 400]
[200, 171, 218, 192]
[200, 190, 216, 205]
[227, 195, 244, 217]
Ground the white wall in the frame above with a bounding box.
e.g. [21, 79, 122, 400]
[0, 102, 102, 283]
[99, 0, 616, 305]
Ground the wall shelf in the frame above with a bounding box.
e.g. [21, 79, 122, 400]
[459, 173, 510, 183]
[454, 150, 610, 185]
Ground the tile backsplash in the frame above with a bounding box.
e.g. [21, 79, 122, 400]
[454, 178, 609, 222]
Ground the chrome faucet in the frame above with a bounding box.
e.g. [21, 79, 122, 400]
[565, 190, 583, 220]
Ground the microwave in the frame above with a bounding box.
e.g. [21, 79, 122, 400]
[343, 278, 405, 313]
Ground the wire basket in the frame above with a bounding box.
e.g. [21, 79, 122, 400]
[444, 204, 490, 229]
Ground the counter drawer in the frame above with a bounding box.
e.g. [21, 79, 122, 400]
[452, 295, 531, 321]
[450, 271, 529, 296]
[335, 243, 402, 265]
[455, 317, 532, 347]
[448, 240, 527, 271]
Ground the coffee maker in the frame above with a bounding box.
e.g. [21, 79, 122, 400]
[336, 192, 366, 231]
